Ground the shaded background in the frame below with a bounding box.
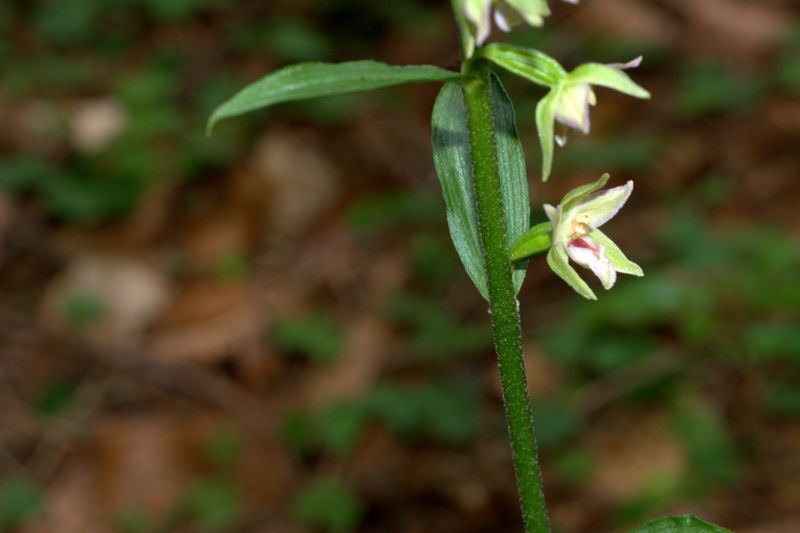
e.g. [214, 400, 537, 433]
[1, 0, 799, 531]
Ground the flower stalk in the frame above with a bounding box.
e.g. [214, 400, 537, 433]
[462, 60, 550, 533]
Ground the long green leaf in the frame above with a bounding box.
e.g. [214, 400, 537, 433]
[431, 74, 530, 300]
[208, 61, 460, 133]
[629, 515, 733, 533]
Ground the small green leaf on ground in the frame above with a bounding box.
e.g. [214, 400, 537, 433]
[628, 515, 733, 533]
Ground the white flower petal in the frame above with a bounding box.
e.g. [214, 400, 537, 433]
[494, 9, 513, 32]
[567, 237, 617, 289]
[464, 0, 493, 44]
[544, 203, 560, 226]
[554, 83, 591, 134]
[607, 56, 643, 70]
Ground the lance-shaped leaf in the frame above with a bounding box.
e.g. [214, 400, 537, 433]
[628, 515, 733, 533]
[208, 61, 461, 133]
[432, 75, 530, 300]
[479, 44, 567, 87]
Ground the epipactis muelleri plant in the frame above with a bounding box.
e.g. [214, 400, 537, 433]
[207, 2, 732, 532]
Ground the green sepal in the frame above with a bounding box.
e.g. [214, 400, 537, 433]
[479, 44, 567, 88]
[208, 61, 460, 133]
[590, 228, 644, 276]
[568, 62, 651, 99]
[535, 89, 559, 182]
[561, 172, 610, 209]
[510, 222, 553, 262]
[628, 515, 733, 533]
[546, 245, 596, 300]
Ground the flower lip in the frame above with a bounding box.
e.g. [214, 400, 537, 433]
[569, 236, 597, 250]
[567, 236, 616, 289]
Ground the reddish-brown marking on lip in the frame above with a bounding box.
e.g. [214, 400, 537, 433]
[570, 237, 595, 250]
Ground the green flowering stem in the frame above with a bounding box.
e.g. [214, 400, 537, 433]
[462, 60, 550, 533]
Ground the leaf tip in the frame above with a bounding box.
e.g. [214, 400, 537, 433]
[541, 162, 552, 182]
[206, 109, 224, 137]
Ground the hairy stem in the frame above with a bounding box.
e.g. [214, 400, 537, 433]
[462, 62, 550, 533]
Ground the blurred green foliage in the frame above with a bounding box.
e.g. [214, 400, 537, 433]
[272, 311, 345, 364]
[212, 252, 250, 282]
[282, 379, 481, 458]
[558, 136, 661, 174]
[672, 403, 739, 495]
[531, 399, 583, 450]
[677, 63, 764, 117]
[0, 478, 44, 531]
[385, 294, 492, 359]
[293, 477, 364, 533]
[614, 477, 683, 527]
[775, 24, 800, 92]
[283, 400, 369, 457]
[185, 478, 243, 533]
[205, 428, 242, 469]
[116, 508, 152, 533]
[61, 292, 106, 328]
[554, 448, 595, 484]
[346, 191, 443, 236]
[260, 17, 333, 63]
[36, 379, 79, 417]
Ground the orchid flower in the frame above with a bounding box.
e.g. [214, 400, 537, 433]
[536, 58, 650, 181]
[545, 174, 643, 299]
[462, 0, 578, 47]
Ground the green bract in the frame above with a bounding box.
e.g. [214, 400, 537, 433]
[479, 43, 567, 87]
[510, 222, 553, 262]
[536, 58, 651, 181]
[545, 173, 643, 299]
